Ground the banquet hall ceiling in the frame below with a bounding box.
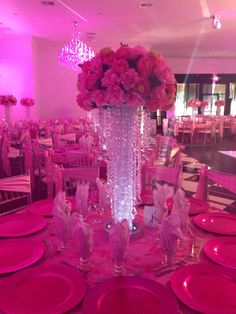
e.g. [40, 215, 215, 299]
[1, 0, 236, 59]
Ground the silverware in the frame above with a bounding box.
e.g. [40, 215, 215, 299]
[155, 261, 186, 277]
[43, 239, 53, 257]
[189, 222, 204, 238]
[196, 239, 205, 259]
[61, 260, 80, 269]
[155, 260, 186, 276]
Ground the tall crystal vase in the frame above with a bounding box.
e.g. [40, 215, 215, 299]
[99, 104, 143, 229]
[26, 106, 30, 120]
[4, 106, 11, 124]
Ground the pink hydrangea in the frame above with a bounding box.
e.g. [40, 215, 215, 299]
[120, 69, 139, 91]
[101, 69, 120, 87]
[105, 85, 125, 105]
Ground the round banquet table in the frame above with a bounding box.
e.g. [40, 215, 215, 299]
[0, 203, 232, 314]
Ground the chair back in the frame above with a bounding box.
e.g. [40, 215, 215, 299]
[0, 172, 31, 215]
[141, 164, 182, 192]
[155, 135, 178, 167]
[196, 167, 236, 204]
[56, 166, 99, 196]
[1, 132, 11, 176]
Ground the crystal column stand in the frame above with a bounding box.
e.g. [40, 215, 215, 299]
[103, 104, 142, 229]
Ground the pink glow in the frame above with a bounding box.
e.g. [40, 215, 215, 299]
[0, 34, 35, 121]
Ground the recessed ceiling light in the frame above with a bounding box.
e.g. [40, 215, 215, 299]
[86, 32, 96, 36]
[41, 1, 55, 6]
[139, 2, 154, 8]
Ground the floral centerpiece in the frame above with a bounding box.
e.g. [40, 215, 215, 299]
[215, 100, 225, 116]
[0, 95, 17, 106]
[76, 45, 176, 229]
[76, 45, 176, 112]
[200, 101, 208, 115]
[200, 101, 208, 107]
[20, 98, 35, 106]
[187, 99, 201, 107]
[215, 100, 225, 107]
[0, 95, 17, 123]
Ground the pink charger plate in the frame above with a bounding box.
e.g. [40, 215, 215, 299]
[0, 213, 47, 237]
[193, 212, 236, 235]
[204, 237, 236, 269]
[171, 263, 236, 314]
[27, 198, 77, 217]
[0, 264, 87, 314]
[0, 238, 44, 274]
[27, 199, 54, 217]
[82, 276, 179, 314]
[166, 196, 209, 215]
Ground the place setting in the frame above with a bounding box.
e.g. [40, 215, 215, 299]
[0, 213, 48, 238]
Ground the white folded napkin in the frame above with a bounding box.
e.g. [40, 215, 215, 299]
[109, 219, 130, 264]
[172, 188, 190, 234]
[153, 183, 174, 223]
[75, 182, 89, 216]
[96, 177, 111, 211]
[159, 213, 184, 263]
[73, 218, 93, 259]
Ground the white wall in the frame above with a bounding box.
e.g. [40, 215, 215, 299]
[1, 34, 236, 121]
[32, 37, 87, 120]
[169, 57, 236, 74]
[0, 34, 35, 121]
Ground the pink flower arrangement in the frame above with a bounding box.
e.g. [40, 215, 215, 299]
[187, 99, 201, 107]
[0, 95, 17, 106]
[20, 98, 35, 106]
[200, 101, 208, 107]
[215, 100, 225, 107]
[76, 45, 176, 111]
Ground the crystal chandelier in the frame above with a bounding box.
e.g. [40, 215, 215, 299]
[59, 22, 95, 71]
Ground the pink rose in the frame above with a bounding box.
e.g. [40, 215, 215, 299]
[135, 79, 151, 96]
[126, 91, 145, 107]
[152, 85, 167, 100]
[165, 84, 176, 97]
[156, 66, 176, 85]
[91, 90, 106, 107]
[76, 91, 94, 111]
[101, 69, 120, 87]
[112, 59, 129, 75]
[105, 85, 125, 105]
[99, 47, 116, 65]
[81, 61, 92, 73]
[116, 46, 132, 59]
[120, 69, 139, 91]
[85, 73, 99, 90]
[137, 56, 154, 77]
[130, 46, 147, 59]
[90, 58, 103, 76]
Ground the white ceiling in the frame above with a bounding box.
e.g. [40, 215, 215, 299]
[1, 0, 236, 59]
